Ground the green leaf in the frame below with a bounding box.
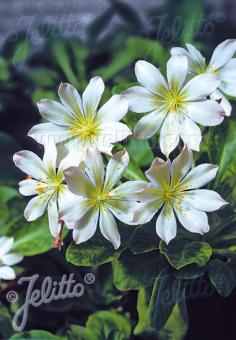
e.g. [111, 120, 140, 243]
[113, 250, 160, 290]
[127, 139, 154, 167]
[0, 57, 10, 80]
[0, 305, 14, 338]
[68, 325, 93, 340]
[10, 330, 66, 340]
[66, 232, 121, 267]
[129, 223, 158, 254]
[0, 185, 19, 235]
[160, 239, 212, 270]
[134, 269, 184, 334]
[86, 311, 131, 340]
[208, 259, 236, 297]
[123, 155, 147, 181]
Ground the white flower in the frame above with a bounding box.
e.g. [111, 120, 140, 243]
[171, 39, 236, 116]
[132, 146, 227, 244]
[0, 237, 23, 280]
[13, 140, 80, 238]
[123, 56, 224, 157]
[28, 78, 131, 156]
[60, 147, 146, 249]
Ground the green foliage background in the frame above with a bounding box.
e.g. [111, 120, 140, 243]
[0, 0, 236, 339]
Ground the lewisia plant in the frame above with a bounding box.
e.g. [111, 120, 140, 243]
[171, 39, 236, 116]
[28, 78, 131, 156]
[123, 55, 225, 156]
[0, 237, 23, 280]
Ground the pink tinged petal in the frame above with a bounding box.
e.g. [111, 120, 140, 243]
[159, 112, 181, 157]
[156, 203, 177, 244]
[209, 39, 236, 70]
[167, 55, 188, 91]
[64, 166, 96, 197]
[132, 200, 162, 225]
[138, 183, 161, 203]
[24, 194, 48, 221]
[2, 253, 23, 266]
[19, 179, 47, 197]
[99, 207, 121, 249]
[181, 73, 220, 101]
[82, 77, 105, 117]
[0, 266, 16, 280]
[47, 199, 60, 237]
[109, 180, 147, 201]
[174, 203, 210, 234]
[134, 60, 168, 96]
[72, 207, 99, 244]
[122, 86, 157, 113]
[0, 237, 14, 257]
[133, 109, 166, 139]
[58, 148, 83, 174]
[183, 189, 228, 212]
[146, 158, 170, 189]
[37, 99, 75, 125]
[43, 139, 57, 173]
[185, 100, 225, 126]
[96, 94, 129, 122]
[85, 146, 104, 188]
[211, 90, 231, 116]
[13, 150, 48, 180]
[171, 145, 193, 186]
[181, 164, 218, 189]
[180, 116, 202, 151]
[97, 143, 113, 156]
[107, 200, 140, 225]
[103, 150, 129, 192]
[58, 83, 84, 118]
[28, 123, 72, 145]
[98, 121, 132, 147]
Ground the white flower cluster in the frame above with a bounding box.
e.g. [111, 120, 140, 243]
[14, 40, 235, 247]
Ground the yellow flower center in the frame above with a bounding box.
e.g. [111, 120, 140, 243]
[70, 117, 99, 143]
[207, 66, 220, 76]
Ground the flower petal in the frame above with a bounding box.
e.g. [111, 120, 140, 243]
[103, 150, 129, 192]
[186, 43, 206, 71]
[156, 203, 177, 244]
[47, 199, 60, 237]
[171, 145, 193, 186]
[138, 183, 161, 203]
[96, 94, 129, 122]
[182, 189, 227, 212]
[43, 139, 57, 173]
[99, 208, 120, 249]
[0, 266, 16, 280]
[2, 253, 23, 266]
[82, 77, 105, 117]
[0, 237, 14, 257]
[145, 158, 170, 189]
[58, 83, 84, 118]
[181, 73, 220, 101]
[64, 166, 96, 197]
[123, 86, 157, 113]
[209, 39, 236, 70]
[37, 99, 75, 125]
[28, 123, 72, 145]
[106, 200, 139, 224]
[98, 121, 132, 146]
[72, 206, 99, 244]
[135, 60, 168, 96]
[180, 115, 202, 151]
[133, 109, 166, 139]
[185, 100, 225, 126]
[181, 164, 218, 189]
[109, 180, 147, 201]
[60, 197, 93, 223]
[58, 148, 83, 174]
[210, 89, 232, 116]
[85, 146, 104, 189]
[159, 112, 181, 157]
[167, 55, 188, 92]
[174, 203, 210, 234]
[132, 200, 161, 225]
[24, 195, 48, 221]
[19, 179, 43, 196]
[13, 150, 48, 180]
